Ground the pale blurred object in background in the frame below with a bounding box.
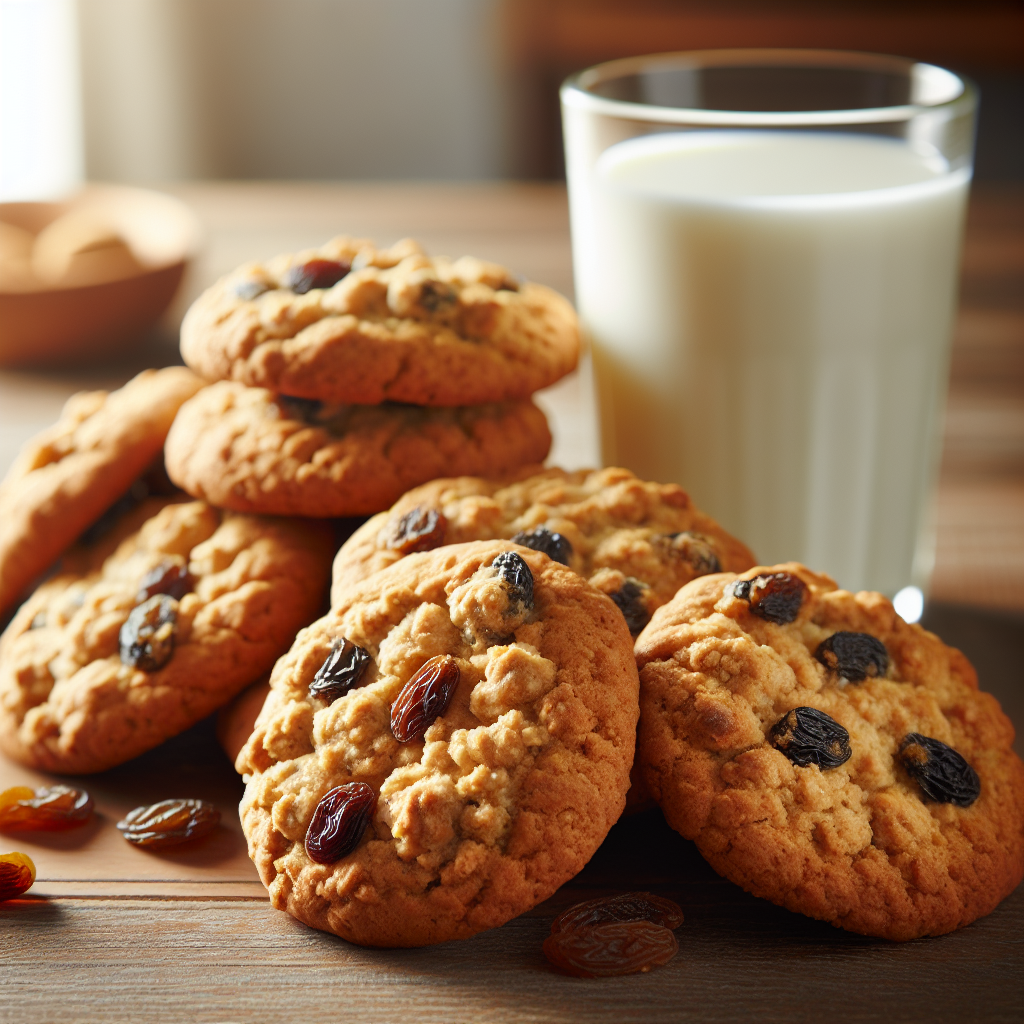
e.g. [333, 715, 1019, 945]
[0, 0, 83, 200]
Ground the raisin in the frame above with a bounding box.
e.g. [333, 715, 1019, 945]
[116, 799, 220, 848]
[511, 526, 572, 566]
[391, 654, 460, 743]
[308, 638, 372, 705]
[816, 632, 888, 682]
[385, 507, 448, 554]
[137, 560, 191, 603]
[493, 551, 534, 612]
[0, 852, 35, 901]
[304, 782, 375, 864]
[285, 258, 351, 294]
[279, 395, 324, 423]
[233, 278, 269, 300]
[417, 279, 458, 313]
[0, 785, 94, 831]
[663, 532, 720, 576]
[610, 578, 651, 635]
[551, 892, 683, 934]
[732, 572, 806, 624]
[544, 920, 678, 978]
[770, 707, 851, 769]
[898, 733, 980, 807]
[119, 594, 177, 671]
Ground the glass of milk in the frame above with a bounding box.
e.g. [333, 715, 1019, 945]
[561, 50, 975, 598]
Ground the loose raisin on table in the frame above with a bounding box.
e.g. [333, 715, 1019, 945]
[493, 551, 534, 612]
[732, 571, 806, 624]
[116, 799, 220, 849]
[662, 532, 720, 577]
[284, 258, 351, 294]
[304, 782, 375, 864]
[816, 631, 888, 682]
[391, 654, 460, 743]
[898, 733, 980, 807]
[610, 578, 652, 636]
[137, 560, 191, 603]
[385, 507, 448, 554]
[0, 852, 35, 901]
[551, 892, 684, 934]
[544, 920, 679, 978]
[0, 785, 94, 831]
[308, 638, 372, 705]
[769, 707, 851, 769]
[119, 594, 177, 671]
[511, 526, 572, 566]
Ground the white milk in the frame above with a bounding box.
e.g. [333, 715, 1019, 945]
[574, 131, 969, 596]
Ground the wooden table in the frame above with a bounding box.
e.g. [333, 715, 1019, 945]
[2, 183, 1022, 1023]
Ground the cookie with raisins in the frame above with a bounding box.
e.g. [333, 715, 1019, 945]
[635, 562, 1024, 941]
[237, 539, 639, 947]
[164, 381, 551, 517]
[330, 466, 756, 637]
[0, 367, 204, 621]
[180, 237, 579, 406]
[0, 498, 333, 774]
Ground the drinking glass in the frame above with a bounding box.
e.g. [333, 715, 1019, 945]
[561, 49, 976, 599]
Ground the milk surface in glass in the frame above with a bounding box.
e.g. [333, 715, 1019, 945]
[578, 131, 969, 596]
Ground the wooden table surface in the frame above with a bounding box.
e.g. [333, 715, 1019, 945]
[1, 182, 1022, 1024]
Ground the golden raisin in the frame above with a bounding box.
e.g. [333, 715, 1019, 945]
[0, 785, 94, 831]
[0, 851, 36, 901]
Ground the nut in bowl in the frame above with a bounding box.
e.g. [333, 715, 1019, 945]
[0, 184, 201, 366]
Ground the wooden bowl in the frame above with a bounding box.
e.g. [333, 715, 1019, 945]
[0, 184, 201, 366]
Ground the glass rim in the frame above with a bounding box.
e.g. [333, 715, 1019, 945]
[561, 48, 976, 127]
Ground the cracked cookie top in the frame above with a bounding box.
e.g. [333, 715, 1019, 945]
[179, 237, 580, 406]
[331, 466, 757, 636]
[238, 540, 639, 947]
[0, 497, 334, 773]
[635, 563, 1024, 941]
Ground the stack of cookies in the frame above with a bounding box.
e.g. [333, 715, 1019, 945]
[164, 237, 578, 517]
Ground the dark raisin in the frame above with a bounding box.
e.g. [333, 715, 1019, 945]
[663, 532, 720, 576]
[543, 920, 678, 978]
[732, 571, 806, 624]
[610, 578, 651, 635]
[137, 560, 191, 603]
[898, 733, 980, 807]
[385, 507, 448, 554]
[304, 782, 375, 864]
[308, 638, 372, 705]
[119, 595, 177, 671]
[511, 526, 572, 566]
[278, 395, 324, 422]
[391, 654, 460, 743]
[816, 632, 888, 682]
[551, 892, 683, 935]
[493, 551, 534, 611]
[285, 258, 351, 294]
[233, 278, 269, 300]
[769, 707, 851, 769]
[116, 799, 220, 848]
[417, 279, 458, 313]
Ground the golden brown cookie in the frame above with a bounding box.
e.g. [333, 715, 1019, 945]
[164, 381, 552, 517]
[0, 367, 205, 620]
[238, 540, 639, 947]
[0, 498, 334, 774]
[331, 466, 756, 636]
[635, 563, 1024, 940]
[180, 237, 580, 406]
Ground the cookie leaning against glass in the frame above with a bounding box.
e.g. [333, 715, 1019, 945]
[179, 237, 580, 406]
[330, 466, 757, 637]
[237, 540, 639, 947]
[635, 563, 1024, 940]
[0, 497, 334, 774]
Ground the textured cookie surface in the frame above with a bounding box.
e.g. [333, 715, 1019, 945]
[165, 381, 552, 517]
[332, 466, 756, 635]
[636, 563, 1024, 940]
[0, 367, 204, 619]
[180, 237, 580, 406]
[238, 540, 639, 947]
[0, 498, 333, 774]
